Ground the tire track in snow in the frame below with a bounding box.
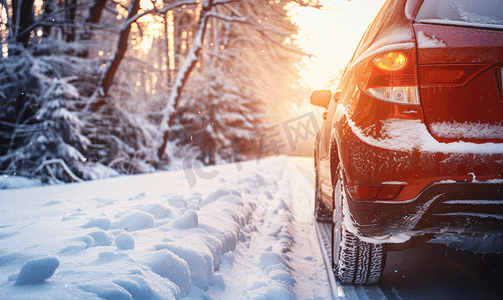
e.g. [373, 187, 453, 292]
[284, 158, 332, 299]
[206, 157, 307, 299]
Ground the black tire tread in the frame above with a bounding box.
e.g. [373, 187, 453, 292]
[336, 223, 385, 284]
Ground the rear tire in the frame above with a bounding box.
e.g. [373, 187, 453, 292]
[331, 166, 386, 284]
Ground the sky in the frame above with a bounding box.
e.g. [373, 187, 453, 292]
[289, 0, 386, 90]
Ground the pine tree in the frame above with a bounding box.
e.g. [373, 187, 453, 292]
[172, 64, 263, 165]
[0, 55, 89, 183]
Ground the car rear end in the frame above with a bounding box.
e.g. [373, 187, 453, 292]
[339, 0, 503, 250]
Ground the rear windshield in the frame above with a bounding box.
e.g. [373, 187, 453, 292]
[415, 0, 503, 29]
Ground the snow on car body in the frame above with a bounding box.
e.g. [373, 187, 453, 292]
[311, 0, 503, 285]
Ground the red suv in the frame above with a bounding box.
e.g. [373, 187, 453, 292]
[311, 0, 503, 285]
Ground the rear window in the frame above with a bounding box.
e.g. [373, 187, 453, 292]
[415, 0, 503, 28]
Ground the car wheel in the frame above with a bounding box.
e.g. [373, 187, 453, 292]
[331, 165, 386, 285]
[314, 170, 331, 222]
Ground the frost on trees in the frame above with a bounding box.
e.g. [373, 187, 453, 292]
[0, 0, 160, 182]
[156, 0, 317, 163]
[0, 56, 89, 183]
[0, 0, 318, 182]
[171, 67, 263, 166]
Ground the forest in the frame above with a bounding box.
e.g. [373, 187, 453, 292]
[0, 0, 320, 184]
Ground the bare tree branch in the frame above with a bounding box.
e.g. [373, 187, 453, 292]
[157, 0, 215, 159]
[95, 0, 141, 97]
[205, 9, 311, 57]
[34, 158, 83, 182]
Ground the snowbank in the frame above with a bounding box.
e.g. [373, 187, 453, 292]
[0, 175, 41, 189]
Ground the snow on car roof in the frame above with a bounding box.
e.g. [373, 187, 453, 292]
[416, 19, 503, 30]
[415, 0, 503, 29]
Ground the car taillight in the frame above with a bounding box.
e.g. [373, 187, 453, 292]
[358, 49, 420, 105]
[365, 86, 419, 104]
[372, 52, 407, 71]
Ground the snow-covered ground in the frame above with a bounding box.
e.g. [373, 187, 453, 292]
[0, 156, 331, 300]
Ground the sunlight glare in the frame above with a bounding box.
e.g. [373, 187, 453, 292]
[115, 0, 166, 55]
[1, 4, 8, 46]
[34, 0, 43, 16]
[167, 11, 175, 70]
[288, 0, 385, 89]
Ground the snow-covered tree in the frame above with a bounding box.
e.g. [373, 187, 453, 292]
[0, 53, 89, 183]
[172, 64, 263, 165]
[0, 0, 164, 181]
[157, 0, 320, 160]
[0, 0, 320, 183]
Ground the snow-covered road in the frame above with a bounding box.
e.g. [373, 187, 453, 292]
[207, 157, 332, 299]
[0, 156, 333, 300]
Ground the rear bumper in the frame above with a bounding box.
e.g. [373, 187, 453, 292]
[348, 181, 503, 238]
[336, 91, 503, 249]
[340, 118, 503, 201]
